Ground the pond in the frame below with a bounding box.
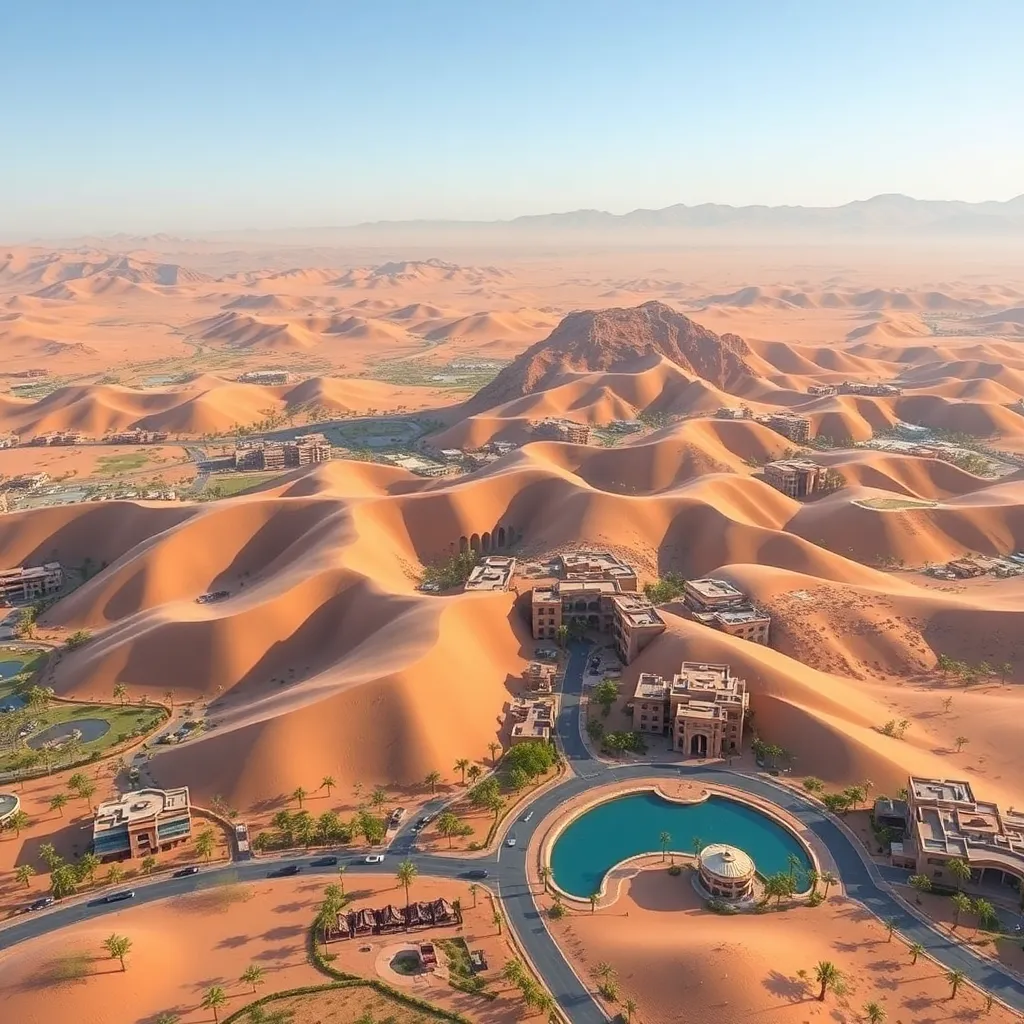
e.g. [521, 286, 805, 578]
[27, 718, 111, 749]
[550, 790, 812, 898]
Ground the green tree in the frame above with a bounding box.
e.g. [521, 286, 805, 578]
[291, 786, 308, 809]
[951, 891, 973, 928]
[76, 852, 101, 884]
[107, 863, 125, 886]
[66, 630, 92, 650]
[38, 842, 61, 871]
[5, 809, 31, 836]
[467, 763, 483, 784]
[369, 786, 387, 812]
[999, 661, 1013, 685]
[320, 775, 336, 796]
[658, 831, 671, 862]
[141, 855, 157, 875]
[589, 891, 599, 913]
[954, 735, 968, 752]
[241, 963, 265, 993]
[592, 679, 619, 716]
[454, 758, 470, 784]
[508, 766, 529, 792]
[973, 897, 998, 931]
[555, 624, 569, 648]
[863, 1002, 887, 1023]
[16, 863, 35, 888]
[194, 827, 216, 863]
[813, 960, 842, 1001]
[908, 942, 924, 965]
[113, 682, 128, 705]
[942, 695, 954, 713]
[802, 776, 824, 794]
[946, 857, 971, 891]
[51, 863, 78, 899]
[492, 908, 504, 935]
[436, 810, 465, 849]
[424, 770, 442, 794]
[945, 968, 965, 1000]
[201, 986, 228, 1022]
[502, 958, 524, 986]
[396, 858, 417, 909]
[102, 933, 132, 971]
[538, 865, 550, 894]
[624, 997, 638, 1023]
[883, 916, 896, 941]
[488, 741, 502, 764]
[909, 873, 932, 896]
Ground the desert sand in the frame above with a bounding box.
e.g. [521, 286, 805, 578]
[3, 237, 1024, 1021]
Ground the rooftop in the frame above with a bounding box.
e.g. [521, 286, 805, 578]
[558, 551, 637, 582]
[685, 578, 743, 601]
[765, 459, 820, 472]
[611, 593, 664, 628]
[699, 843, 755, 879]
[713, 605, 770, 625]
[910, 777, 976, 805]
[465, 556, 516, 592]
[93, 787, 190, 834]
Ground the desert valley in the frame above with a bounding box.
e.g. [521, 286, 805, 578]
[1, 224, 1024, 1024]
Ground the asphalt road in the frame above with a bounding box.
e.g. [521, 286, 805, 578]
[4, 638, 1024, 1022]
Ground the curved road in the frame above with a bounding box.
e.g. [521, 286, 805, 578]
[3, 640, 1024, 1022]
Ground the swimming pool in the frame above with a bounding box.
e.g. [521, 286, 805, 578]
[549, 790, 812, 898]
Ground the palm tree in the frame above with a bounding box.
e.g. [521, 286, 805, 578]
[163, 688, 174, 708]
[659, 831, 671, 862]
[945, 968, 965, 1000]
[292, 786, 308, 809]
[884, 917, 896, 941]
[908, 942, 924, 965]
[863, 1002, 887, 1023]
[502, 958, 525, 986]
[814, 960, 841, 1001]
[954, 735, 968, 752]
[469, 883, 479, 907]
[76, 851, 100, 884]
[102, 933, 132, 971]
[950, 891, 973, 928]
[593, 961, 617, 986]
[16, 863, 35, 888]
[946, 856, 971, 891]
[820, 870, 837, 898]
[241, 964, 265, 993]
[337, 865, 346, 896]
[493, 909, 504, 935]
[201, 986, 228, 1022]
[424, 770, 442, 794]
[467, 764, 483, 784]
[396, 859, 417, 909]
[624, 997, 638, 1022]
[589, 891, 599, 913]
[974, 897, 997, 931]
[5, 809, 31, 836]
[806, 868, 821, 895]
[454, 758, 470, 784]
[787, 852, 803, 884]
[488, 741, 501, 765]
[320, 775, 336, 797]
[47, 792, 68, 818]
[195, 828, 216, 863]
[538, 865, 550, 894]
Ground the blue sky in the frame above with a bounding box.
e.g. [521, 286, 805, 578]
[5, 1, 1023, 235]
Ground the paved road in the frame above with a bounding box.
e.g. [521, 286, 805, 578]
[4, 638, 1024, 1022]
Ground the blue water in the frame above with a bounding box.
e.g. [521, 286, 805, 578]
[551, 791, 811, 898]
[27, 718, 111, 749]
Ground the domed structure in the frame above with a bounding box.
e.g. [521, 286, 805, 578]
[697, 843, 755, 899]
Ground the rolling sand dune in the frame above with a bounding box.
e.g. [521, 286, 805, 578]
[221, 292, 318, 312]
[699, 284, 989, 312]
[424, 309, 558, 343]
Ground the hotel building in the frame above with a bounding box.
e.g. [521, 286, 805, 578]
[235, 433, 332, 471]
[763, 459, 821, 499]
[0, 562, 63, 602]
[631, 662, 749, 758]
[683, 577, 770, 645]
[93, 787, 193, 862]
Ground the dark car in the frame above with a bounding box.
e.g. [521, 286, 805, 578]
[268, 865, 300, 878]
[173, 865, 200, 877]
[310, 856, 338, 867]
[102, 890, 136, 904]
[465, 869, 489, 880]
[23, 896, 55, 913]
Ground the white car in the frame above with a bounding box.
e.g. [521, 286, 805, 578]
[364, 854, 385, 864]
[505, 836, 517, 848]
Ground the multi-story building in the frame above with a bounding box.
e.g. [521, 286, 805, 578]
[104, 429, 169, 444]
[464, 555, 516, 592]
[763, 458, 821, 498]
[683, 577, 770, 645]
[237, 370, 290, 385]
[92, 787, 193, 862]
[529, 552, 663, 664]
[31, 431, 85, 446]
[0, 433, 18, 449]
[631, 662, 749, 758]
[522, 661, 556, 693]
[234, 433, 332, 471]
[807, 384, 838, 397]
[765, 413, 811, 444]
[839, 381, 903, 397]
[887, 777, 1024, 894]
[508, 697, 557, 745]
[683, 578, 745, 612]
[0, 562, 63, 602]
[534, 418, 591, 444]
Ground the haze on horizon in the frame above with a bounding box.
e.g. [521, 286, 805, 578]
[4, 0, 1024, 238]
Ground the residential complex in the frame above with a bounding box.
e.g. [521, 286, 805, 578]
[464, 555, 516, 592]
[104, 429, 169, 444]
[521, 660, 556, 693]
[807, 384, 838, 396]
[31, 431, 85, 446]
[530, 552, 664, 664]
[839, 381, 903, 397]
[683, 577, 770, 645]
[533, 418, 591, 444]
[765, 413, 811, 444]
[0, 562, 63, 602]
[631, 662, 749, 758]
[763, 458, 821, 498]
[237, 370, 290, 385]
[0, 433, 17, 449]
[508, 696, 557, 745]
[234, 433, 332, 471]
[92, 787, 193, 861]
[886, 776, 1024, 893]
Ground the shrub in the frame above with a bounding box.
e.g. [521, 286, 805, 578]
[548, 902, 566, 920]
[667, 864, 682, 876]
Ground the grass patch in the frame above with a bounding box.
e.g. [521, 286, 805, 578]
[855, 497, 938, 510]
[199, 472, 287, 500]
[93, 452, 152, 474]
[367, 358, 507, 392]
[436, 937, 492, 998]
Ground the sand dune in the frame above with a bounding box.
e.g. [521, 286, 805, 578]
[424, 308, 557, 342]
[0, 249, 211, 288]
[699, 284, 989, 312]
[332, 258, 512, 289]
[221, 292, 318, 312]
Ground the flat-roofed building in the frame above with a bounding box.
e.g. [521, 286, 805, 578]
[559, 551, 638, 591]
[0, 562, 63, 602]
[807, 384, 838, 396]
[763, 458, 821, 498]
[840, 381, 903, 397]
[886, 777, 1024, 894]
[508, 697, 556, 745]
[465, 555, 516, 592]
[765, 413, 810, 444]
[92, 786, 193, 861]
[522, 660, 556, 693]
[631, 662, 748, 758]
[237, 370, 290, 385]
[234, 433, 332, 471]
[683, 577, 744, 612]
[531, 586, 561, 640]
[0, 433, 18, 449]
[610, 592, 666, 664]
[693, 604, 771, 645]
[534, 418, 591, 444]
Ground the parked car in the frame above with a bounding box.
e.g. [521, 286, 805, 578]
[310, 856, 338, 867]
[465, 869, 489, 880]
[505, 835, 517, 848]
[102, 890, 136, 904]
[23, 896, 54, 913]
[364, 854, 385, 864]
[172, 866, 200, 877]
[268, 865, 300, 877]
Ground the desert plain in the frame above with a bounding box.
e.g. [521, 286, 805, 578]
[1, 229, 1024, 1024]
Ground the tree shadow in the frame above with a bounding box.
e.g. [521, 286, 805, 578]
[761, 970, 811, 1002]
[261, 924, 304, 941]
[216, 935, 250, 949]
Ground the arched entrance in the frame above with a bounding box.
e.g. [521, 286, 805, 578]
[497, 526, 506, 549]
[482, 531, 491, 552]
[459, 536, 469, 554]
[690, 734, 708, 757]
[470, 533, 481, 552]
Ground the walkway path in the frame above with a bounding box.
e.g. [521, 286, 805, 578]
[3, 639, 1024, 1023]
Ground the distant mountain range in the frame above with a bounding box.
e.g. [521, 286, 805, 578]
[343, 194, 1024, 242]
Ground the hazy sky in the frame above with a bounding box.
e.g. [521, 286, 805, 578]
[5, 1, 1024, 236]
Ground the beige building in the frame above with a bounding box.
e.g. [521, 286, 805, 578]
[889, 776, 1024, 894]
[530, 552, 663, 664]
[534, 419, 591, 444]
[464, 555, 516, 592]
[93, 787, 193, 861]
[508, 697, 557, 745]
[684, 577, 770, 645]
[765, 413, 811, 444]
[763, 459, 821, 498]
[0, 562, 63, 602]
[235, 433, 332, 471]
[698, 843, 756, 900]
[632, 662, 749, 758]
[683, 578, 745, 611]
[522, 661, 556, 693]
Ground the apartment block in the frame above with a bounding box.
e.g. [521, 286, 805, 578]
[765, 413, 811, 444]
[763, 458, 821, 498]
[31, 431, 85, 446]
[234, 433, 332, 471]
[631, 662, 748, 758]
[0, 562, 63, 602]
[93, 787, 193, 861]
[104, 429, 169, 444]
[683, 578, 745, 611]
[683, 577, 770, 645]
[534, 418, 591, 444]
[839, 381, 903, 397]
[0, 433, 18, 449]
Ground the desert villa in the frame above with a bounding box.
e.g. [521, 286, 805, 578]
[93, 787, 193, 862]
[886, 776, 1024, 893]
[531, 551, 665, 663]
[631, 662, 748, 757]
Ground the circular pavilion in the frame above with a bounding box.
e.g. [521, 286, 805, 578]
[697, 843, 755, 900]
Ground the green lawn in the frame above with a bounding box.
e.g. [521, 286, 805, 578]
[201, 472, 288, 499]
[94, 452, 152, 474]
